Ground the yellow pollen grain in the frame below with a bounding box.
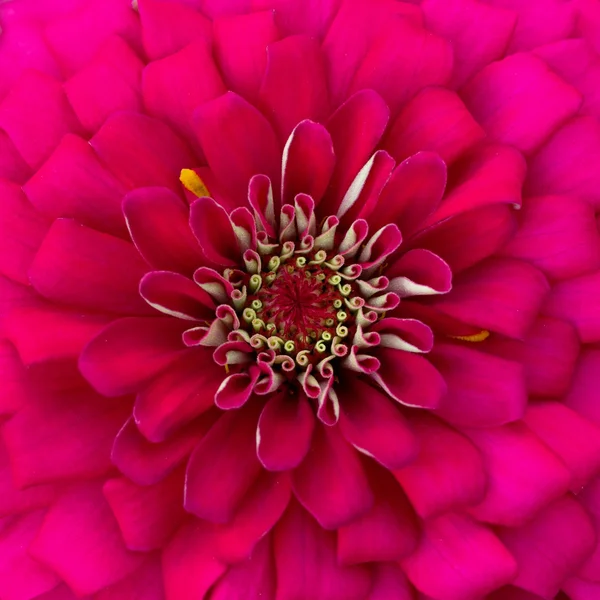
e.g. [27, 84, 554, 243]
[179, 169, 210, 197]
[450, 330, 491, 343]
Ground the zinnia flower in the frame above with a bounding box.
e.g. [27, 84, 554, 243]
[2, 0, 600, 598]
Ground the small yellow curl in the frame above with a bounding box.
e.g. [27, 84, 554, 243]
[450, 330, 491, 343]
[180, 168, 210, 198]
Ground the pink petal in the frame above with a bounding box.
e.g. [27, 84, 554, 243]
[498, 496, 595, 598]
[0, 511, 59, 600]
[282, 120, 335, 206]
[323, 89, 390, 214]
[368, 563, 414, 600]
[103, 468, 186, 552]
[273, 501, 372, 600]
[291, 423, 373, 529]
[79, 317, 189, 397]
[543, 270, 600, 343]
[214, 10, 279, 103]
[94, 555, 165, 600]
[429, 258, 549, 338]
[431, 342, 527, 428]
[90, 112, 195, 194]
[395, 414, 486, 518]
[337, 466, 419, 564]
[422, 0, 516, 87]
[30, 481, 144, 596]
[465, 422, 571, 526]
[270, 0, 340, 39]
[112, 416, 210, 486]
[189, 196, 240, 267]
[143, 40, 226, 144]
[0, 340, 33, 417]
[123, 187, 205, 275]
[564, 350, 600, 427]
[371, 347, 446, 409]
[257, 390, 315, 471]
[138, 0, 212, 60]
[192, 92, 280, 205]
[134, 350, 220, 442]
[524, 402, 600, 491]
[368, 152, 446, 236]
[350, 17, 452, 114]
[29, 219, 150, 314]
[563, 578, 600, 600]
[0, 180, 49, 285]
[384, 87, 485, 165]
[501, 194, 600, 280]
[0, 70, 82, 169]
[386, 249, 452, 297]
[184, 406, 262, 523]
[338, 377, 418, 470]
[0, 129, 30, 184]
[213, 470, 291, 562]
[162, 520, 226, 600]
[525, 116, 600, 208]
[463, 53, 581, 154]
[3, 387, 129, 487]
[578, 476, 600, 581]
[211, 538, 275, 600]
[259, 35, 329, 141]
[402, 513, 517, 600]
[24, 134, 128, 238]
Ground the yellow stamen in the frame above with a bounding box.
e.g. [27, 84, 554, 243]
[450, 330, 490, 343]
[224, 364, 230, 374]
[179, 169, 210, 197]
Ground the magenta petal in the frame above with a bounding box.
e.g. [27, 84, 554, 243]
[257, 391, 315, 471]
[563, 578, 600, 600]
[138, 0, 212, 61]
[112, 416, 209, 486]
[214, 10, 279, 103]
[273, 501, 372, 600]
[337, 467, 418, 564]
[189, 196, 240, 266]
[564, 350, 600, 427]
[282, 120, 335, 206]
[0, 511, 59, 600]
[350, 17, 452, 114]
[3, 387, 128, 487]
[30, 219, 151, 315]
[210, 537, 275, 600]
[430, 258, 549, 339]
[498, 496, 595, 598]
[103, 468, 186, 552]
[338, 377, 417, 470]
[259, 35, 329, 141]
[368, 563, 413, 600]
[526, 116, 600, 207]
[94, 556, 165, 600]
[0, 129, 30, 184]
[162, 521, 226, 600]
[431, 343, 527, 428]
[30, 481, 144, 596]
[184, 407, 262, 523]
[0, 180, 50, 286]
[24, 134, 128, 238]
[0, 70, 82, 169]
[543, 271, 600, 342]
[524, 402, 600, 491]
[292, 423, 373, 529]
[368, 152, 447, 236]
[371, 347, 446, 409]
[386, 249, 452, 297]
[501, 194, 600, 280]
[323, 89, 390, 214]
[402, 513, 517, 600]
[385, 87, 485, 165]
[215, 369, 260, 410]
[463, 53, 581, 154]
[143, 40, 226, 142]
[465, 422, 571, 526]
[91, 112, 195, 193]
[192, 92, 280, 204]
[79, 317, 189, 397]
[214, 470, 291, 562]
[394, 414, 486, 518]
[123, 187, 205, 275]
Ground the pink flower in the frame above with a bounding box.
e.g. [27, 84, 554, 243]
[1, 0, 600, 598]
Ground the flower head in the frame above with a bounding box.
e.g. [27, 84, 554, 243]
[1, 0, 600, 599]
